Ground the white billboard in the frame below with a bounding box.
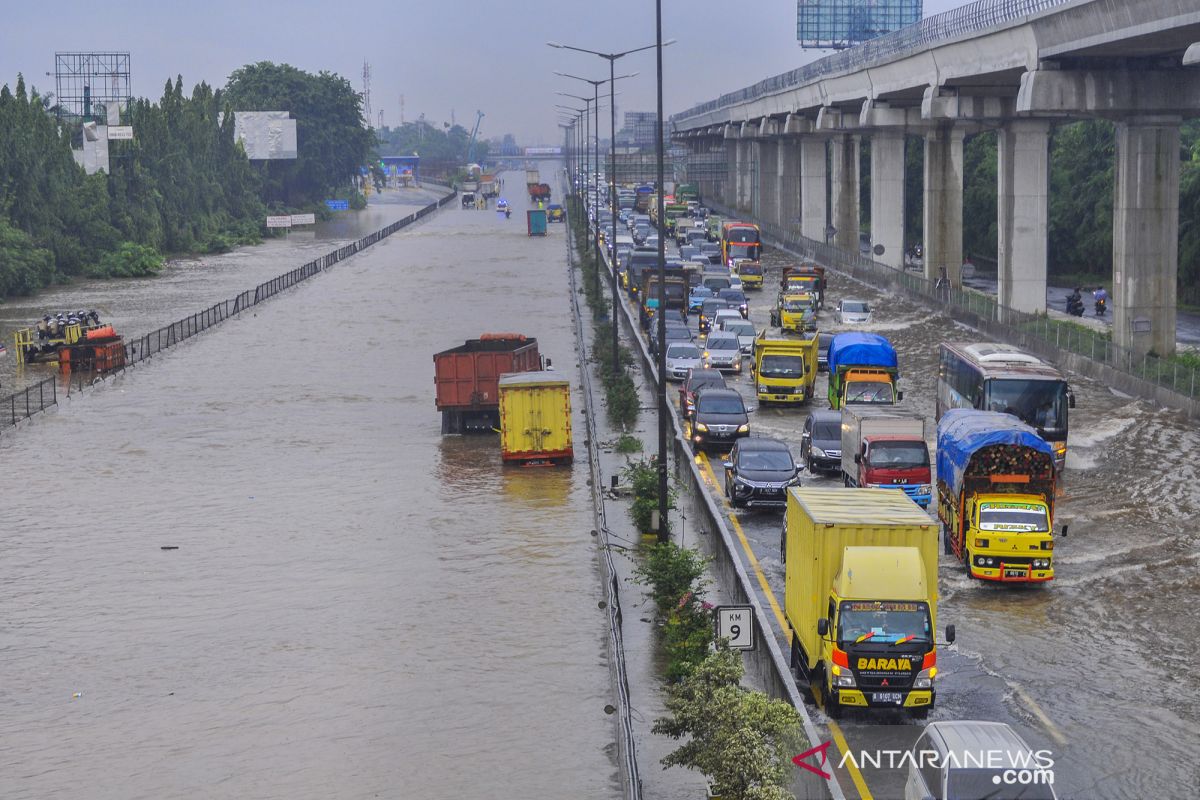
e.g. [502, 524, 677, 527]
[233, 111, 298, 160]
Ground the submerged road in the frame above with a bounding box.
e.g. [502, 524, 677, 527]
[1, 175, 621, 799]
[603, 214, 1198, 799]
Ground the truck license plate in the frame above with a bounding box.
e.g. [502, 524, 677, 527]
[872, 692, 902, 704]
[1004, 568, 1027, 579]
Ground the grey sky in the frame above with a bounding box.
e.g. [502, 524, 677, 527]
[3, 0, 965, 144]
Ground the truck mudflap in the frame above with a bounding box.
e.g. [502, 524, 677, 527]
[832, 688, 933, 709]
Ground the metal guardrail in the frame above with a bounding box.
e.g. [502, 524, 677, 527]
[673, 0, 1072, 123]
[707, 199, 1200, 414]
[0, 189, 458, 434]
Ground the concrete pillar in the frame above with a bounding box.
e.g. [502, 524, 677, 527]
[870, 130, 906, 270]
[760, 139, 780, 227]
[779, 140, 801, 232]
[924, 125, 965, 284]
[725, 140, 738, 208]
[800, 136, 827, 242]
[1113, 116, 1180, 358]
[997, 120, 1050, 314]
[736, 139, 750, 211]
[749, 140, 762, 219]
[830, 134, 860, 253]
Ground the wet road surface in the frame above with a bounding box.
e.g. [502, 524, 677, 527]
[0, 175, 621, 799]
[611, 231, 1198, 799]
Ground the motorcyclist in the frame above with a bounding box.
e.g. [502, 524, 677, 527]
[1067, 287, 1083, 316]
[1093, 285, 1108, 315]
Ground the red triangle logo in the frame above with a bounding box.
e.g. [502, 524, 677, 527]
[881, 678, 889, 686]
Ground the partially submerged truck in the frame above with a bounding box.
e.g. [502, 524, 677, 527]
[827, 332, 901, 409]
[782, 488, 953, 718]
[434, 334, 542, 433]
[781, 264, 825, 309]
[752, 331, 817, 404]
[841, 406, 933, 508]
[936, 409, 1061, 583]
[772, 291, 817, 333]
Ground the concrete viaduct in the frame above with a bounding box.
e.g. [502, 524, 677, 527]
[671, 0, 1200, 357]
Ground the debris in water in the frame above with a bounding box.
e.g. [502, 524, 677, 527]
[161, 546, 179, 550]
[72, 692, 83, 699]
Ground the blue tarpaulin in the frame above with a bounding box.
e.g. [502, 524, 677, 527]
[936, 409, 1054, 493]
[827, 332, 898, 374]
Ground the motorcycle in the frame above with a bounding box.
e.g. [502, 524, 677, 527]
[1065, 294, 1084, 317]
[1095, 297, 1107, 317]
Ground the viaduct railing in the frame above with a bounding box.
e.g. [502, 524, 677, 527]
[673, 0, 1073, 123]
[1, 188, 458, 434]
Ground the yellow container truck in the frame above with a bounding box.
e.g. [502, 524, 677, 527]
[781, 488, 954, 719]
[498, 372, 574, 465]
[752, 331, 817, 404]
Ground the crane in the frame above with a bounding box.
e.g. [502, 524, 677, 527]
[466, 110, 484, 165]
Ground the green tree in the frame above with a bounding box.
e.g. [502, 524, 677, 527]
[1048, 120, 1114, 277]
[223, 62, 376, 206]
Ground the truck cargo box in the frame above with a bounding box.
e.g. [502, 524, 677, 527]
[498, 372, 573, 464]
[434, 334, 541, 433]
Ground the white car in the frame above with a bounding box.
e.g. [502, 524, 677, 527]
[711, 308, 744, 337]
[703, 333, 743, 373]
[719, 318, 756, 355]
[835, 299, 873, 324]
[665, 342, 704, 381]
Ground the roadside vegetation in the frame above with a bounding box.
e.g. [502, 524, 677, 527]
[0, 62, 374, 302]
[568, 196, 639, 430]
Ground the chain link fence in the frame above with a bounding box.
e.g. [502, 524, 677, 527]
[724, 205, 1200, 414]
[1, 188, 457, 434]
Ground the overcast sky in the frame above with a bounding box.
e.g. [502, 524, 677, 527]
[3, 0, 966, 144]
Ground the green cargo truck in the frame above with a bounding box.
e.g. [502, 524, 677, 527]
[781, 488, 954, 718]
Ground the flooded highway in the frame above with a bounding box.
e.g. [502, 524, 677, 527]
[612, 236, 1198, 798]
[0, 174, 621, 799]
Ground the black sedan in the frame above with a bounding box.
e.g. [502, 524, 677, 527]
[800, 409, 843, 474]
[723, 438, 800, 509]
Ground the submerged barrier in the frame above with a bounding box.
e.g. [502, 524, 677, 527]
[0, 188, 457, 434]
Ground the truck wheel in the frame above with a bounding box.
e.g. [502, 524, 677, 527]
[824, 690, 843, 720]
[942, 525, 953, 555]
[909, 706, 930, 720]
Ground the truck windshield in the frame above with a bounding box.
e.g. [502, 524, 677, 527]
[978, 501, 1050, 532]
[782, 299, 811, 312]
[760, 355, 803, 378]
[838, 601, 931, 645]
[739, 263, 762, 275]
[845, 380, 895, 404]
[984, 378, 1068, 434]
[868, 442, 929, 469]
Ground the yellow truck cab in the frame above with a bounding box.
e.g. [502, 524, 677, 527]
[774, 292, 816, 332]
[752, 331, 817, 403]
[782, 489, 953, 719]
[937, 409, 1060, 583]
[735, 259, 764, 289]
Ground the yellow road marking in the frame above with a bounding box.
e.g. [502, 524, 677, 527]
[696, 452, 873, 800]
[829, 719, 874, 800]
[1010, 682, 1068, 747]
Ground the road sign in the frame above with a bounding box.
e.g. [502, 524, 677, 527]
[108, 126, 134, 140]
[325, 200, 349, 211]
[265, 215, 292, 228]
[289, 213, 316, 225]
[715, 605, 756, 650]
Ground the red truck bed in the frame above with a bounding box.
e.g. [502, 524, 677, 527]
[434, 334, 541, 432]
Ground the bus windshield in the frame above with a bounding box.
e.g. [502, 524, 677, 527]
[985, 379, 1068, 433]
[727, 229, 759, 244]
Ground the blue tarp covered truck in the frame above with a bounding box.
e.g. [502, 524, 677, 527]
[827, 332, 900, 409]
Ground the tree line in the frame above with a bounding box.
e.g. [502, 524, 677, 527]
[376, 120, 489, 179]
[0, 62, 374, 302]
[888, 121, 1200, 302]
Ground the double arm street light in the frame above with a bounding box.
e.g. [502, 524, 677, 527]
[554, 104, 592, 201]
[551, 33, 675, 542]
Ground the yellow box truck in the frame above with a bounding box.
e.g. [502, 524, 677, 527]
[752, 331, 817, 404]
[781, 488, 954, 719]
[498, 372, 573, 465]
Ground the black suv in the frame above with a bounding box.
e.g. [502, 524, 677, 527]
[800, 409, 842, 474]
[691, 387, 749, 451]
[723, 437, 799, 509]
[678, 368, 727, 418]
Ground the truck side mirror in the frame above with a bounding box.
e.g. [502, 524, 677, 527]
[1068, 391, 1076, 409]
[945, 624, 956, 644]
[1060, 524, 1068, 538]
[722, 461, 734, 470]
[817, 618, 829, 637]
[897, 390, 905, 401]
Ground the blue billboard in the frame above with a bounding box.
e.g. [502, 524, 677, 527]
[797, 0, 922, 50]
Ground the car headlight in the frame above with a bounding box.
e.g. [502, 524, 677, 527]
[812, 447, 826, 458]
[757, 384, 768, 393]
[695, 422, 709, 432]
[830, 663, 856, 687]
[913, 666, 937, 689]
[737, 423, 749, 433]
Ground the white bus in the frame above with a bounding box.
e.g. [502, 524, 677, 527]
[936, 343, 1074, 470]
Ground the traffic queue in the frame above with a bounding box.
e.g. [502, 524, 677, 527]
[586, 180, 1074, 720]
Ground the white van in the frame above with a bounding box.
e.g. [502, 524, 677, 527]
[905, 721, 1058, 800]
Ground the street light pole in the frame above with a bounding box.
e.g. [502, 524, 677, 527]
[654, 0, 669, 543]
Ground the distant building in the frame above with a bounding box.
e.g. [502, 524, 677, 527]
[797, 0, 922, 50]
[615, 111, 669, 152]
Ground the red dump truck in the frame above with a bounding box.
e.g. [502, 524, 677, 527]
[529, 183, 552, 203]
[434, 334, 542, 433]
